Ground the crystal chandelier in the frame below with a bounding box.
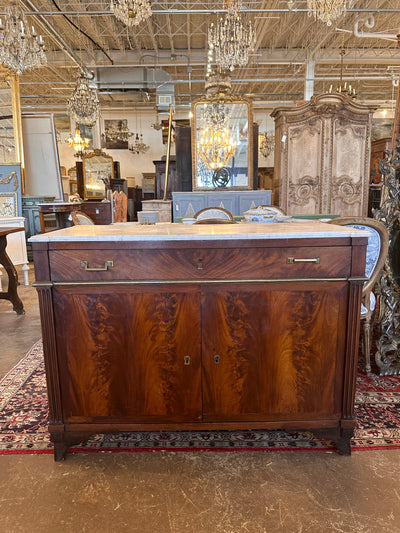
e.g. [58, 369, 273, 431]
[67, 71, 100, 128]
[259, 131, 275, 158]
[102, 120, 133, 143]
[0, 4, 47, 75]
[129, 133, 150, 155]
[110, 0, 152, 27]
[208, 0, 256, 72]
[328, 48, 357, 99]
[198, 126, 237, 170]
[202, 103, 231, 130]
[68, 125, 90, 159]
[307, 0, 351, 26]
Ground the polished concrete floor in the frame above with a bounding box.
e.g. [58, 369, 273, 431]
[1, 265, 400, 533]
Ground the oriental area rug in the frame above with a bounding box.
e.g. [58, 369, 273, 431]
[1, 340, 400, 455]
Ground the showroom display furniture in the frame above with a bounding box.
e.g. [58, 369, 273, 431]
[70, 212, 95, 225]
[22, 196, 55, 260]
[172, 190, 272, 221]
[327, 217, 388, 373]
[38, 201, 112, 232]
[0, 226, 25, 314]
[31, 222, 368, 460]
[272, 93, 376, 216]
[0, 216, 29, 286]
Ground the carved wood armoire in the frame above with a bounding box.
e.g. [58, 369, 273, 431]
[271, 93, 376, 216]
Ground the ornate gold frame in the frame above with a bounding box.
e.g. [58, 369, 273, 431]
[191, 97, 253, 191]
[82, 149, 114, 200]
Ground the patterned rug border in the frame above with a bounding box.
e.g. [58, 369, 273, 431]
[2, 340, 400, 455]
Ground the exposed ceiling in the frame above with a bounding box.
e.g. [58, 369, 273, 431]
[3, 0, 400, 113]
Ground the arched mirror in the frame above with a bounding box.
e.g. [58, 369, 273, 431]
[82, 149, 114, 200]
[191, 98, 253, 190]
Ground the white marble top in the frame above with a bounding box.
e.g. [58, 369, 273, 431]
[29, 221, 370, 242]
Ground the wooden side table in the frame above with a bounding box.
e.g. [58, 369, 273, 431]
[0, 227, 25, 314]
[38, 202, 81, 233]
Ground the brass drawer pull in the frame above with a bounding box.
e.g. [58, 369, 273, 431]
[287, 257, 320, 264]
[80, 260, 114, 271]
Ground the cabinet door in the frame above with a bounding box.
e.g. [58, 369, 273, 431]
[201, 282, 348, 422]
[53, 284, 201, 422]
[284, 119, 323, 215]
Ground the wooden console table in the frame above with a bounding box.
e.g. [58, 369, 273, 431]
[31, 222, 367, 460]
[38, 201, 112, 233]
[38, 202, 81, 233]
[0, 227, 25, 314]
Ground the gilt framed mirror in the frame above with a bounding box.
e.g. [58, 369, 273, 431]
[191, 98, 253, 190]
[82, 149, 114, 200]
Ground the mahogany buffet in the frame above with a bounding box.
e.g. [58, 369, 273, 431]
[30, 222, 368, 460]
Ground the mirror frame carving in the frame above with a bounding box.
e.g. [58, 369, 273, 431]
[82, 149, 114, 200]
[191, 97, 253, 191]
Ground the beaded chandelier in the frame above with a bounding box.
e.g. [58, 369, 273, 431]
[110, 0, 152, 27]
[68, 125, 90, 159]
[199, 126, 237, 170]
[0, 3, 47, 75]
[307, 0, 351, 26]
[208, 0, 256, 72]
[67, 71, 100, 128]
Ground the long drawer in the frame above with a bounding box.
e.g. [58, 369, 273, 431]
[49, 245, 352, 282]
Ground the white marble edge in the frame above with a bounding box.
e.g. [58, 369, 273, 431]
[29, 222, 370, 242]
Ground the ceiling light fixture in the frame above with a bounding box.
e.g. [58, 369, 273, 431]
[67, 71, 100, 128]
[307, 0, 351, 27]
[198, 125, 237, 170]
[259, 131, 275, 158]
[102, 120, 133, 143]
[208, 0, 256, 72]
[0, 3, 47, 75]
[110, 0, 152, 27]
[68, 125, 90, 159]
[328, 48, 357, 99]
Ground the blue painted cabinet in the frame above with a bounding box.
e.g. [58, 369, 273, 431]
[172, 190, 272, 220]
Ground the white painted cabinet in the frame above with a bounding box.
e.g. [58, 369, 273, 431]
[0, 217, 29, 287]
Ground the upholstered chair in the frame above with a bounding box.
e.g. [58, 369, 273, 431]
[70, 211, 95, 225]
[327, 217, 389, 373]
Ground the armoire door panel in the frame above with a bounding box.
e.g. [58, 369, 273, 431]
[286, 120, 322, 215]
[331, 120, 369, 216]
[201, 283, 348, 421]
[53, 285, 202, 422]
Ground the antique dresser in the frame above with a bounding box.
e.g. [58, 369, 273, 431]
[30, 222, 368, 460]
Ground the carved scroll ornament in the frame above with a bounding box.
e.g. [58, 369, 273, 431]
[373, 140, 400, 375]
[331, 176, 363, 205]
[289, 175, 320, 206]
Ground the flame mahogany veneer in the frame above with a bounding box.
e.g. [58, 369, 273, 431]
[31, 225, 367, 460]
